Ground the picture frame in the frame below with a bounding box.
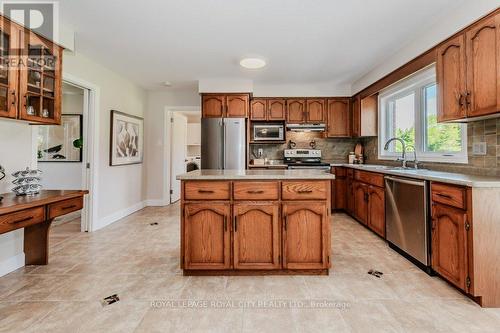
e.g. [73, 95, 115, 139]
[37, 114, 83, 162]
[110, 110, 144, 166]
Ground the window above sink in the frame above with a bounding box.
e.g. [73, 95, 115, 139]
[378, 65, 468, 164]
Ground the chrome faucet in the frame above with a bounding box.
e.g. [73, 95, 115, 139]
[383, 137, 408, 168]
[407, 145, 419, 169]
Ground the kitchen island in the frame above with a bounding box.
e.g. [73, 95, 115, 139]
[176, 169, 335, 275]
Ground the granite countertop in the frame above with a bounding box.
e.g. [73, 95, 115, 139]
[177, 169, 335, 180]
[326, 162, 500, 188]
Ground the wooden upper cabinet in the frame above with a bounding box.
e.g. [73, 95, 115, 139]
[436, 35, 467, 122]
[306, 99, 326, 123]
[287, 99, 306, 123]
[202, 94, 249, 118]
[18, 31, 62, 124]
[250, 98, 286, 121]
[250, 99, 267, 120]
[368, 186, 385, 237]
[233, 203, 281, 270]
[0, 18, 21, 119]
[202, 95, 225, 118]
[0, 15, 62, 124]
[282, 202, 329, 269]
[359, 95, 377, 136]
[327, 98, 350, 137]
[226, 94, 249, 118]
[465, 13, 500, 118]
[183, 203, 231, 270]
[351, 96, 360, 137]
[431, 203, 469, 291]
[351, 94, 377, 137]
[267, 99, 286, 120]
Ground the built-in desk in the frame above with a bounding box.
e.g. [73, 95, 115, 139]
[0, 190, 88, 265]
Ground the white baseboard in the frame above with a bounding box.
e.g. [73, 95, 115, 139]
[0, 252, 25, 277]
[96, 201, 146, 231]
[145, 198, 170, 206]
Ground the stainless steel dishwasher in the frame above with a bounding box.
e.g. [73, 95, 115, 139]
[385, 175, 431, 272]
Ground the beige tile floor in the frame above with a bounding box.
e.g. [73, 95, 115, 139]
[1, 203, 500, 332]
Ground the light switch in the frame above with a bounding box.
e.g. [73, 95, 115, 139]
[472, 142, 487, 155]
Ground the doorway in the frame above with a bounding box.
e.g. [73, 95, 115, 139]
[168, 110, 201, 203]
[35, 80, 95, 232]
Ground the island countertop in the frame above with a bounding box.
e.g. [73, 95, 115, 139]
[176, 169, 336, 180]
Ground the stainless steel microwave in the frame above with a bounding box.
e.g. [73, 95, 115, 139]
[252, 123, 284, 141]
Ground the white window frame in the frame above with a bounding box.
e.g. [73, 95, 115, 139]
[378, 65, 468, 164]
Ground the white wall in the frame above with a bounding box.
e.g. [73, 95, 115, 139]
[39, 88, 84, 190]
[0, 120, 36, 275]
[352, 0, 500, 94]
[198, 78, 351, 96]
[253, 81, 351, 97]
[63, 51, 147, 228]
[0, 50, 147, 276]
[145, 88, 200, 205]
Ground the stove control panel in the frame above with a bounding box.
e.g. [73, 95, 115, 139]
[284, 149, 322, 158]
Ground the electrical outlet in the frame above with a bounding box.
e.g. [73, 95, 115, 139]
[257, 148, 264, 158]
[472, 142, 487, 155]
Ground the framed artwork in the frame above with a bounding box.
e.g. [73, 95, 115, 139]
[37, 114, 83, 162]
[110, 110, 144, 166]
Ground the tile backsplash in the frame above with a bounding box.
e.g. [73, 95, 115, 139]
[250, 132, 359, 162]
[253, 118, 500, 177]
[363, 118, 500, 177]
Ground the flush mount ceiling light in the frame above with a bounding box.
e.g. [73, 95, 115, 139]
[239, 57, 266, 69]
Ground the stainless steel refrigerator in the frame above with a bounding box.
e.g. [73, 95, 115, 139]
[201, 118, 246, 170]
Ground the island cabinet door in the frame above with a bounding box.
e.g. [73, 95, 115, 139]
[233, 203, 281, 270]
[183, 203, 231, 270]
[282, 202, 329, 269]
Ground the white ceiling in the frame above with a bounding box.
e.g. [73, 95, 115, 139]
[60, 0, 466, 91]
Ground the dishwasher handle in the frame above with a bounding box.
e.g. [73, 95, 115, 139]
[385, 176, 426, 187]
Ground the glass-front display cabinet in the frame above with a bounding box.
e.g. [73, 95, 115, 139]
[0, 17, 20, 119]
[19, 29, 62, 124]
[0, 15, 62, 125]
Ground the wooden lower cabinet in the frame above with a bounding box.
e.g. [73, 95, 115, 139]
[346, 170, 354, 215]
[183, 203, 231, 270]
[351, 178, 386, 237]
[353, 181, 368, 225]
[282, 202, 330, 269]
[431, 202, 469, 291]
[233, 203, 280, 269]
[367, 185, 385, 237]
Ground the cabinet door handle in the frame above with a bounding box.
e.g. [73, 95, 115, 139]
[465, 91, 471, 106]
[23, 94, 28, 108]
[224, 216, 227, 231]
[435, 193, 452, 199]
[457, 93, 464, 108]
[284, 215, 287, 231]
[8, 216, 33, 225]
[297, 190, 313, 194]
[198, 190, 214, 194]
[11, 90, 16, 105]
[247, 190, 264, 194]
[233, 216, 237, 232]
[61, 204, 77, 210]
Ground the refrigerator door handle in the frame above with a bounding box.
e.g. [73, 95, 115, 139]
[222, 119, 226, 169]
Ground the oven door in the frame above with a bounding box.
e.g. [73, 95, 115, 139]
[253, 124, 284, 141]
